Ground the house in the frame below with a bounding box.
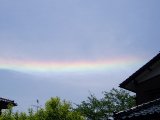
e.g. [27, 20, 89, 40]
[114, 53, 160, 120]
[0, 97, 17, 115]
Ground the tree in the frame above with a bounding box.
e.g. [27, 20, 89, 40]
[0, 97, 84, 120]
[44, 97, 84, 120]
[0, 89, 135, 120]
[76, 88, 136, 120]
[76, 94, 106, 120]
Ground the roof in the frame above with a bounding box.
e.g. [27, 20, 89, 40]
[120, 53, 160, 92]
[114, 97, 160, 120]
[0, 97, 17, 109]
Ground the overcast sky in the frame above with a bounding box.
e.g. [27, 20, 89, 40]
[0, 0, 160, 112]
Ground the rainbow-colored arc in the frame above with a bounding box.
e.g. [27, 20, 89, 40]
[0, 57, 143, 73]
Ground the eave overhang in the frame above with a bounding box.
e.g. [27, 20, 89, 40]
[120, 53, 160, 92]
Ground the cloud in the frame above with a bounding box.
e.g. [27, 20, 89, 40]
[0, 0, 160, 111]
[0, 63, 139, 111]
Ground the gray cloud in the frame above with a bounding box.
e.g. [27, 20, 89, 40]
[0, 0, 160, 111]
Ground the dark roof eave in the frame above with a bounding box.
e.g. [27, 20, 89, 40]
[119, 85, 136, 93]
[120, 53, 160, 89]
[115, 97, 160, 119]
[0, 97, 17, 107]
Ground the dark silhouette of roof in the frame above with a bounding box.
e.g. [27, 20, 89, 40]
[120, 53, 160, 92]
[0, 97, 17, 110]
[114, 97, 160, 120]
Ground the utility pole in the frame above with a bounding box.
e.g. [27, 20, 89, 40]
[32, 99, 41, 112]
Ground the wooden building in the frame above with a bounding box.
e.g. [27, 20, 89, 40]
[0, 97, 17, 114]
[114, 53, 160, 120]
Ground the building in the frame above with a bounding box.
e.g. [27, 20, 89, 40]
[114, 53, 160, 120]
[0, 97, 17, 114]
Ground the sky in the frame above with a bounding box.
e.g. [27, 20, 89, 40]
[0, 0, 160, 112]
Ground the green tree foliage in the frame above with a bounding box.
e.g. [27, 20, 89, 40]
[44, 97, 83, 120]
[0, 97, 84, 120]
[76, 88, 135, 120]
[0, 89, 135, 120]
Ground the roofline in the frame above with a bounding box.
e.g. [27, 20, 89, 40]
[120, 53, 160, 89]
[0, 97, 17, 106]
[115, 97, 160, 115]
[119, 85, 135, 92]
